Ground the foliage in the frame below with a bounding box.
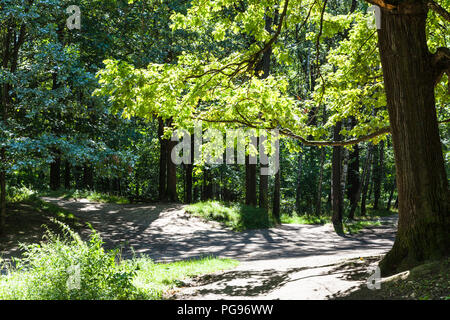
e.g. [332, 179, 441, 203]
[0, 220, 137, 300]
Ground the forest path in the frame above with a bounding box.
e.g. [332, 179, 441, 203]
[42, 197, 397, 299]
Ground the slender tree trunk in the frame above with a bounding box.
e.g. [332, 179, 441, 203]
[341, 148, 349, 192]
[360, 144, 373, 216]
[256, 13, 273, 212]
[295, 152, 303, 215]
[158, 117, 167, 200]
[331, 122, 344, 234]
[373, 140, 384, 210]
[245, 154, 257, 206]
[64, 160, 71, 189]
[185, 138, 193, 204]
[273, 167, 281, 223]
[83, 165, 93, 190]
[315, 148, 325, 216]
[377, 4, 449, 275]
[0, 161, 5, 233]
[166, 137, 178, 202]
[347, 144, 360, 220]
[387, 177, 396, 211]
[50, 151, 61, 191]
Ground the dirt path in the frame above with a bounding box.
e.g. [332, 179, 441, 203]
[41, 197, 397, 299]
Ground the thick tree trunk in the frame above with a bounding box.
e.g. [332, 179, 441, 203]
[377, 4, 449, 275]
[331, 122, 344, 234]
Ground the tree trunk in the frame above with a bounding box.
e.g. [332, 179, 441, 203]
[50, 151, 61, 191]
[377, 3, 449, 275]
[0, 162, 5, 234]
[331, 122, 344, 234]
[245, 154, 257, 206]
[360, 144, 373, 216]
[158, 117, 167, 200]
[373, 140, 384, 210]
[185, 163, 193, 204]
[83, 165, 93, 190]
[347, 143, 360, 220]
[387, 177, 396, 211]
[166, 138, 178, 202]
[315, 148, 325, 216]
[295, 151, 303, 215]
[64, 161, 71, 190]
[273, 167, 281, 224]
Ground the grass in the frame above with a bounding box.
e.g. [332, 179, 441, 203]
[0, 221, 238, 300]
[186, 200, 272, 231]
[131, 256, 239, 299]
[187, 201, 393, 234]
[343, 218, 382, 234]
[280, 213, 329, 225]
[39, 189, 130, 204]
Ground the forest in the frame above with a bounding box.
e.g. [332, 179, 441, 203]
[0, 0, 449, 301]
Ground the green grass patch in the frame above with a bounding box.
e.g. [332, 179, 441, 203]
[186, 201, 272, 231]
[280, 213, 329, 225]
[343, 218, 382, 234]
[0, 222, 238, 300]
[131, 256, 239, 299]
[39, 189, 130, 204]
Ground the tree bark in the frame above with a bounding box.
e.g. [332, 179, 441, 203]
[185, 136, 194, 204]
[273, 167, 281, 223]
[166, 138, 178, 202]
[331, 122, 344, 234]
[64, 160, 71, 190]
[50, 151, 61, 191]
[245, 154, 257, 206]
[315, 148, 325, 216]
[373, 140, 384, 210]
[158, 117, 167, 200]
[295, 152, 303, 215]
[360, 144, 373, 216]
[377, 3, 449, 275]
[83, 164, 93, 190]
[347, 144, 360, 220]
[387, 177, 396, 211]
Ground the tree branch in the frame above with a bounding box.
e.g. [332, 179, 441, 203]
[428, 0, 450, 22]
[363, 0, 396, 10]
[431, 47, 450, 91]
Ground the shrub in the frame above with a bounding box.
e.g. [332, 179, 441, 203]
[0, 220, 137, 300]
